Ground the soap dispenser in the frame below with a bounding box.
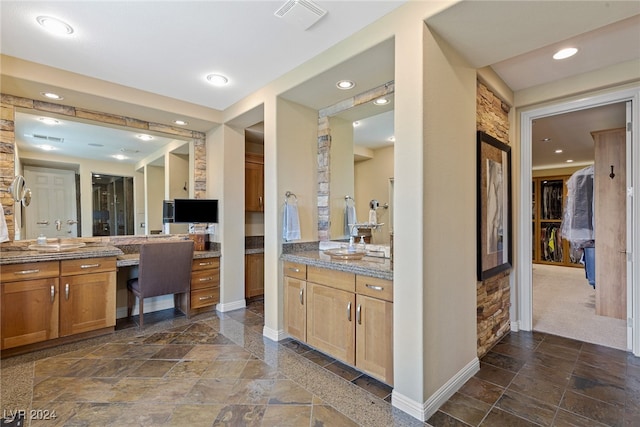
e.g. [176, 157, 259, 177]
[358, 236, 366, 253]
[37, 234, 47, 245]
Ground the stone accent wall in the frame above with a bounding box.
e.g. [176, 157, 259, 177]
[316, 81, 394, 241]
[476, 80, 512, 357]
[0, 94, 207, 240]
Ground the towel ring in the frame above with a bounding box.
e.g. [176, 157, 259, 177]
[285, 191, 298, 203]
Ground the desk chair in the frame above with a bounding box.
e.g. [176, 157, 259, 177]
[127, 240, 194, 328]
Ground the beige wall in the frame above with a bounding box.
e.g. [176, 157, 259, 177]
[354, 145, 393, 244]
[145, 165, 164, 233]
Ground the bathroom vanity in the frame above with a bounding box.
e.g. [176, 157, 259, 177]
[282, 250, 393, 385]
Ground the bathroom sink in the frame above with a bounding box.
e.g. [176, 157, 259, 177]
[28, 242, 87, 252]
[323, 248, 366, 260]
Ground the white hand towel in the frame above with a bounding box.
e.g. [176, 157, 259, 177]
[368, 209, 377, 225]
[282, 203, 301, 241]
[0, 202, 9, 243]
[344, 205, 357, 236]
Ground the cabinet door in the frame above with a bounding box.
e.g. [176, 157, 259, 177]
[245, 253, 264, 298]
[1, 278, 59, 349]
[284, 276, 306, 341]
[245, 161, 264, 212]
[356, 294, 393, 385]
[59, 271, 116, 336]
[307, 282, 355, 364]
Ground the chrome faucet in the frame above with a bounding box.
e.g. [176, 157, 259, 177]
[55, 219, 62, 231]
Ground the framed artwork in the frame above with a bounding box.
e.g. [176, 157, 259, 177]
[477, 131, 512, 281]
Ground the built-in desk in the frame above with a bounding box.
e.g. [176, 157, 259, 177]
[116, 250, 221, 316]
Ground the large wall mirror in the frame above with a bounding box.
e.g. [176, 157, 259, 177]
[13, 108, 196, 240]
[320, 83, 394, 244]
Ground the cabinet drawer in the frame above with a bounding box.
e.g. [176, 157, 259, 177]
[191, 269, 220, 290]
[192, 257, 219, 272]
[283, 261, 306, 280]
[61, 257, 116, 275]
[307, 266, 355, 292]
[191, 287, 219, 309]
[1, 261, 59, 282]
[356, 275, 393, 302]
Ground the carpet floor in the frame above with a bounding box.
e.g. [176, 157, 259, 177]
[532, 263, 626, 350]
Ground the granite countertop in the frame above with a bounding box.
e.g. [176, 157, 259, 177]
[0, 244, 124, 265]
[281, 250, 392, 281]
[245, 247, 264, 255]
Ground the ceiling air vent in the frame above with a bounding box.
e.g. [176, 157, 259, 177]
[31, 134, 64, 143]
[274, 0, 327, 30]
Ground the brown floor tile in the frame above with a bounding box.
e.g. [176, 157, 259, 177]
[438, 391, 491, 426]
[560, 390, 625, 426]
[427, 410, 475, 426]
[536, 341, 581, 362]
[151, 344, 195, 360]
[281, 339, 314, 354]
[480, 407, 539, 426]
[324, 360, 363, 382]
[311, 404, 359, 426]
[261, 404, 312, 426]
[542, 334, 584, 351]
[475, 362, 517, 387]
[240, 359, 281, 379]
[518, 361, 572, 387]
[495, 388, 557, 426]
[481, 351, 527, 373]
[127, 359, 177, 377]
[351, 375, 393, 400]
[553, 408, 611, 427]
[91, 358, 146, 378]
[163, 403, 224, 426]
[528, 350, 577, 373]
[202, 359, 247, 379]
[182, 378, 237, 404]
[491, 341, 536, 360]
[226, 379, 276, 405]
[508, 372, 565, 406]
[301, 348, 336, 367]
[165, 359, 211, 378]
[267, 379, 314, 405]
[458, 376, 505, 405]
[568, 375, 627, 407]
[211, 404, 266, 426]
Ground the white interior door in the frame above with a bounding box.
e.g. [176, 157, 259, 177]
[24, 166, 78, 239]
[626, 101, 634, 348]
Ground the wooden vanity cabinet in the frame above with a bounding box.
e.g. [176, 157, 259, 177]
[306, 267, 356, 364]
[1, 261, 60, 350]
[245, 153, 264, 212]
[283, 261, 307, 341]
[59, 257, 116, 337]
[355, 275, 394, 385]
[283, 262, 394, 385]
[245, 253, 264, 299]
[189, 257, 220, 311]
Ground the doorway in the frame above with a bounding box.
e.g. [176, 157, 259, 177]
[517, 87, 640, 356]
[92, 173, 134, 236]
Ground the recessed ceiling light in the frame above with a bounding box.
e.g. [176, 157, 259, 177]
[554, 149, 563, 153]
[553, 47, 578, 60]
[38, 117, 60, 125]
[373, 98, 389, 106]
[566, 159, 574, 163]
[113, 154, 127, 160]
[541, 137, 552, 142]
[388, 136, 395, 142]
[174, 120, 188, 126]
[206, 74, 229, 86]
[40, 92, 64, 100]
[353, 121, 360, 127]
[38, 144, 56, 151]
[36, 16, 74, 35]
[336, 80, 355, 90]
[136, 134, 153, 141]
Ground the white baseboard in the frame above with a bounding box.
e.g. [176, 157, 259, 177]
[511, 320, 520, 332]
[262, 326, 286, 342]
[216, 299, 246, 313]
[392, 357, 480, 422]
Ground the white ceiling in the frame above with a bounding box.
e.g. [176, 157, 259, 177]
[1, 1, 639, 168]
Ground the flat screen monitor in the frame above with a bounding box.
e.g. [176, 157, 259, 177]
[173, 199, 218, 223]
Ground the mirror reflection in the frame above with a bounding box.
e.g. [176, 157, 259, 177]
[13, 110, 192, 240]
[328, 94, 394, 244]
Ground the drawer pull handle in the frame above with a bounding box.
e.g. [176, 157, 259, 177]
[199, 277, 214, 282]
[65, 283, 70, 300]
[299, 288, 304, 305]
[347, 301, 352, 321]
[288, 267, 300, 273]
[199, 261, 213, 266]
[365, 284, 384, 291]
[50, 285, 55, 303]
[14, 269, 40, 275]
[357, 304, 362, 325]
[80, 263, 100, 269]
[36, 220, 49, 225]
[199, 295, 214, 301]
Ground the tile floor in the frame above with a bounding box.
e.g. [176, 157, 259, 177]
[1, 299, 639, 426]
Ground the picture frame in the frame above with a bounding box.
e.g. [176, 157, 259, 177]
[477, 131, 512, 281]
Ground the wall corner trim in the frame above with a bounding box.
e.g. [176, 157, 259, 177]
[216, 299, 246, 313]
[393, 357, 480, 422]
[262, 326, 286, 342]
